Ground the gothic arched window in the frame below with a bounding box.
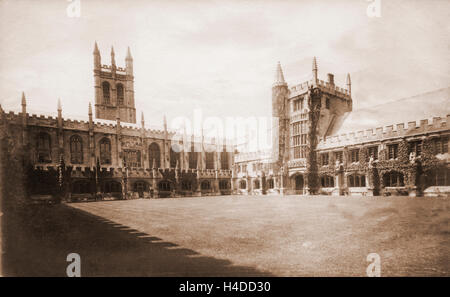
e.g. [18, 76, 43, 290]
[205, 152, 214, 170]
[201, 180, 211, 190]
[99, 138, 111, 165]
[189, 143, 198, 169]
[70, 135, 83, 164]
[102, 81, 110, 104]
[170, 146, 180, 168]
[116, 83, 124, 105]
[219, 180, 230, 190]
[383, 171, 404, 187]
[149, 142, 161, 168]
[37, 132, 52, 163]
[220, 150, 229, 170]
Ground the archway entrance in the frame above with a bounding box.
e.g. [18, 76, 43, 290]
[295, 175, 304, 191]
[133, 181, 149, 198]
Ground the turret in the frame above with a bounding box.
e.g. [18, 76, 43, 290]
[88, 102, 93, 124]
[163, 115, 168, 134]
[20, 92, 28, 147]
[116, 108, 121, 133]
[271, 62, 290, 166]
[57, 98, 62, 116]
[0, 103, 3, 124]
[126, 46, 133, 75]
[273, 61, 287, 87]
[312, 57, 318, 84]
[93, 41, 101, 70]
[21, 91, 26, 115]
[57, 98, 63, 127]
[346, 73, 351, 96]
[163, 115, 168, 168]
[111, 46, 116, 69]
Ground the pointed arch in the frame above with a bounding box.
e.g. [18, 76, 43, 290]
[37, 132, 52, 163]
[148, 142, 161, 168]
[102, 81, 110, 104]
[170, 145, 180, 168]
[70, 134, 83, 164]
[99, 137, 111, 165]
[116, 83, 124, 105]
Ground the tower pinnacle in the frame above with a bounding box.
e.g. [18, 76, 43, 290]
[21, 92, 26, 106]
[111, 46, 116, 66]
[346, 73, 351, 95]
[163, 115, 167, 132]
[312, 57, 318, 82]
[273, 62, 287, 87]
[57, 98, 62, 111]
[126, 46, 133, 60]
[93, 41, 99, 54]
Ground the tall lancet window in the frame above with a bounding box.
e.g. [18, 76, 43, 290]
[189, 143, 198, 169]
[205, 152, 214, 170]
[148, 143, 161, 168]
[117, 83, 124, 105]
[37, 132, 52, 163]
[221, 149, 229, 170]
[70, 135, 83, 164]
[99, 138, 111, 165]
[102, 81, 110, 104]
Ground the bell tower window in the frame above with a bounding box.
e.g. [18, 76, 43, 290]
[102, 81, 110, 104]
[117, 83, 124, 105]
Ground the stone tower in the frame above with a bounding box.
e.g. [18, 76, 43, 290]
[93, 42, 136, 123]
[271, 57, 353, 194]
[272, 62, 290, 170]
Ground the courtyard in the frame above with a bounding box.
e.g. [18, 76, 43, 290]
[3, 195, 449, 276]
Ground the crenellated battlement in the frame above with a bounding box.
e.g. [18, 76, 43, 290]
[318, 114, 450, 149]
[289, 79, 351, 99]
[290, 81, 312, 95]
[317, 79, 351, 98]
[235, 149, 272, 163]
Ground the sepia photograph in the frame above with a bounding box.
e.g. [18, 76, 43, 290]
[0, 0, 449, 287]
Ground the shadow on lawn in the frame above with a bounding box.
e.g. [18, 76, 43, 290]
[2, 203, 272, 277]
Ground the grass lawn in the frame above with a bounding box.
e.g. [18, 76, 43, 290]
[3, 195, 449, 276]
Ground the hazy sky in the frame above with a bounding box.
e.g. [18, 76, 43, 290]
[0, 0, 449, 128]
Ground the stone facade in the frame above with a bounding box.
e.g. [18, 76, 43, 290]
[1, 48, 449, 199]
[234, 58, 450, 197]
[0, 44, 234, 201]
[94, 43, 136, 123]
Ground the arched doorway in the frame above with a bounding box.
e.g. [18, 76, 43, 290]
[295, 175, 304, 191]
[133, 181, 149, 198]
[201, 180, 211, 193]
